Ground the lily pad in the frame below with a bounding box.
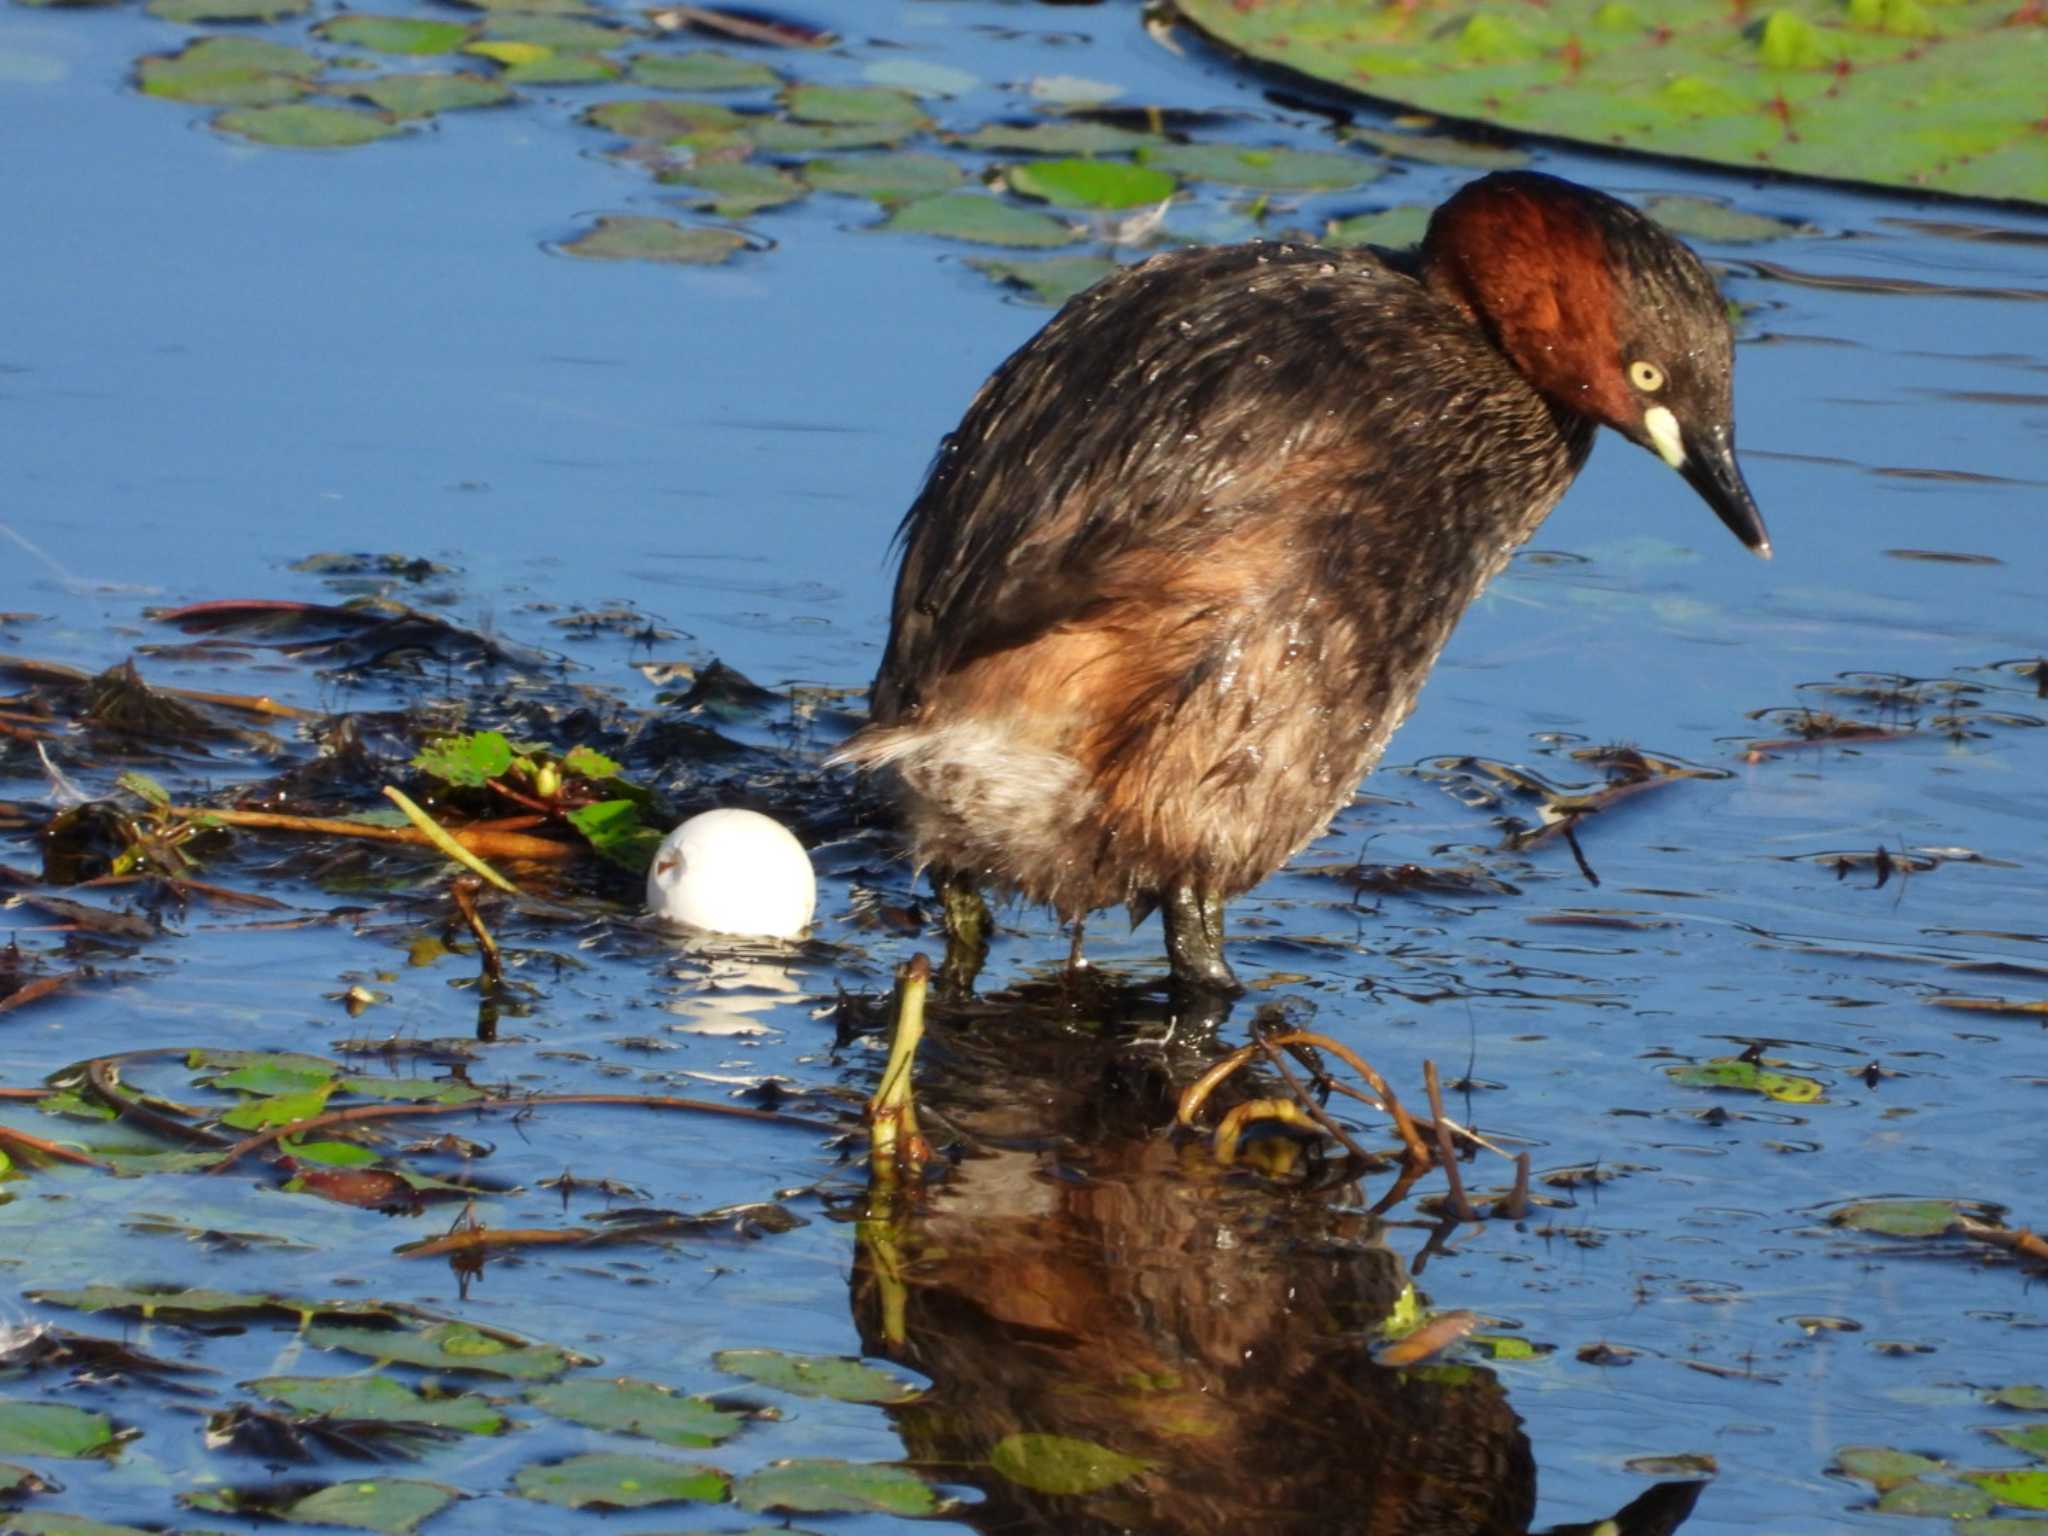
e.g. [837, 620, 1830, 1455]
[733, 1459, 937, 1517]
[306, 1320, 586, 1379]
[1007, 157, 1176, 210]
[801, 151, 963, 203]
[524, 1378, 744, 1447]
[630, 49, 780, 91]
[1836, 1444, 1947, 1490]
[1986, 1423, 2048, 1461]
[475, 13, 626, 47]
[146, 0, 306, 20]
[1664, 1058, 1825, 1103]
[497, 51, 619, 85]
[1829, 1199, 1968, 1238]
[658, 160, 808, 217]
[990, 1432, 1150, 1495]
[560, 217, 750, 265]
[316, 14, 471, 54]
[206, 1054, 338, 1095]
[349, 71, 511, 117]
[221, 1084, 333, 1130]
[514, 1452, 730, 1510]
[745, 118, 912, 152]
[28, 1284, 325, 1323]
[182, 1479, 458, 1533]
[712, 1349, 923, 1404]
[1323, 206, 1431, 249]
[215, 103, 401, 148]
[1345, 126, 1527, 169]
[954, 121, 1165, 155]
[0, 1518, 159, 1535]
[1989, 1387, 2048, 1413]
[138, 36, 321, 106]
[582, 97, 742, 142]
[0, 1400, 116, 1459]
[968, 253, 1118, 306]
[879, 194, 1078, 248]
[1875, 1477, 1996, 1517]
[1643, 195, 1812, 244]
[246, 1375, 510, 1434]
[1170, 0, 2048, 206]
[1965, 1468, 2048, 1509]
[781, 83, 927, 128]
[1137, 142, 1381, 191]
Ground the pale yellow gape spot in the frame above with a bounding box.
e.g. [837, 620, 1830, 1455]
[1643, 403, 1686, 469]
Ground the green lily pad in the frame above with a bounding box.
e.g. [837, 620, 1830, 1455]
[1966, 1468, 2048, 1510]
[954, 121, 1165, 155]
[336, 1075, 484, 1104]
[207, 1056, 338, 1095]
[733, 1459, 937, 1517]
[745, 118, 912, 152]
[475, 12, 625, 47]
[1643, 194, 1812, 244]
[781, 83, 927, 128]
[1323, 205, 1431, 249]
[1829, 1199, 1968, 1238]
[307, 1320, 586, 1379]
[247, 1375, 510, 1434]
[1986, 1423, 2048, 1462]
[990, 1433, 1150, 1495]
[560, 216, 750, 265]
[582, 97, 741, 142]
[801, 151, 963, 203]
[0, 1517, 158, 1535]
[182, 1479, 458, 1533]
[514, 1452, 730, 1510]
[658, 160, 808, 217]
[348, 71, 511, 117]
[1345, 126, 1527, 169]
[215, 103, 401, 148]
[1170, 0, 2048, 207]
[28, 1284, 326, 1323]
[1875, 1477, 1996, 1518]
[1837, 1444, 1948, 1490]
[879, 193, 1078, 248]
[525, 1378, 744, 1447]
[220, 1084, 333, 1130]
[630, 49, 780, 91]
[498, 50, 619, 84]
[1989, 1387, 2048, 1413]
[968, 253, 1118, 306]
[712, 1349, 923, 1404]
[316, 14, 471, 54]
[138, 36, 321, 106]
[146, 0, 306, 20]
[1137, 142, 1381, 191]
[1007, 157, 1176, 210]
[0, 1400, 116, 1459]
[1664, 1058, 1825, 1103]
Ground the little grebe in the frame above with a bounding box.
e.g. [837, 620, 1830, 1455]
[834, 170, 1770, 995]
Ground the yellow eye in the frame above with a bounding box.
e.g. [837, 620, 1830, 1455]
[1629, 360, 1666, 393]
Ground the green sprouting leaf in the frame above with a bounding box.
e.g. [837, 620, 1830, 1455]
[1664, 1058, 1825, 1102]
[658, 160, 809, 218]
[565, 798, 663, 872]
[1829, 1199, 1967, 1238]
[307, 1320, 585, 1379]
[712, 1349, 923, 1404]
[1874, 1478, 1995, 1518]
[630, 49, 780, 91]
[801, 152, 963, 203]
[412, 730, 516, 788]
[246, 1374, 510, 1434]
[215, 103, 402, 148]
[316, 14, 471, 54]
[279, 1137, 382, 1166]
[1006, 157, 1176, 210]
[1323, 206, 1431, 250]
[1468, 1334, 1549, 1361]
[560, 744, 623, 779]
[990, 1433, 1149, 1496]
[1965, 1468, 2048, 1509]
[182, 1479, 459, 1533]
[349, 72, 512, 119]
[0, 1400, 117, 1458]
[734, 1459, 937, 1516]
[582, 97, 742, 142]
[147, 0, 306, 20]
[1835, 1444, 1947, 1490]
[514, 1452, 730, 1510]
[0, 1148, 11, 1175]
[1642, 195, 1811, 244]
[968, 254, 1118, 306]
[1344, 126, 1527, 169]
[1986, 1422, 2048, 1461]
[524, 1378, 744, 1448]
[880, 193, 1078, 248]
[781, 83, 927, 128]
[115, 771, 172, 809]
[220, 1084, 332, 1130]
[1988, 1387, 2048, 1413]
[138, 36, 321, 106]
[1137, 142, 1381, 191]
[954, 121, 1165, 155]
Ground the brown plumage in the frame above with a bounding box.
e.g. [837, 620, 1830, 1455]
[834, 171, 1769, 994]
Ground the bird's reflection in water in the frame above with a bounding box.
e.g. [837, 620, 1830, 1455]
[848, 979, 1703, 1536]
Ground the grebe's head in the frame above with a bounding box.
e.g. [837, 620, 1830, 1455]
[1423, 170, 1771, 559]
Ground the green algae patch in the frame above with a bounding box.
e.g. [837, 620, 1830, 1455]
[1168, 0, 2048, 206]
[560, 216, 750, 265]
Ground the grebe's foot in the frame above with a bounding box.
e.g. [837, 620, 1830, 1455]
[934, 867, 991, 998]
[1162, 885, 1242, 999]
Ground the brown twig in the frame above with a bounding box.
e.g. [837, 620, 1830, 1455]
[1425, 1061, 1480, 1223]
[1252, 1031, 1377, 1166]
[0, 972, 76, 1017]
[177, 806, 573, 861]
[450, 878, 502, 986]
[1956, 1216, 2048, 1266]
[0, 1122, 112, 1170]
[1494, 1151, 1532, 1221]
[86, 1052, 232, 1148]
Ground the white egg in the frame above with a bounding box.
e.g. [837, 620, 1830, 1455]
[645, 809, 816, 940]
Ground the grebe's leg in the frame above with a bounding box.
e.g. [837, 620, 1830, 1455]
[1162, 885, 1241, 997]
[934, 866, 991, 996]
[1066, 919, 1087, 973]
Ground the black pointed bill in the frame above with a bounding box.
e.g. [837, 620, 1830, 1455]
[1678, 423, 1771, 560]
